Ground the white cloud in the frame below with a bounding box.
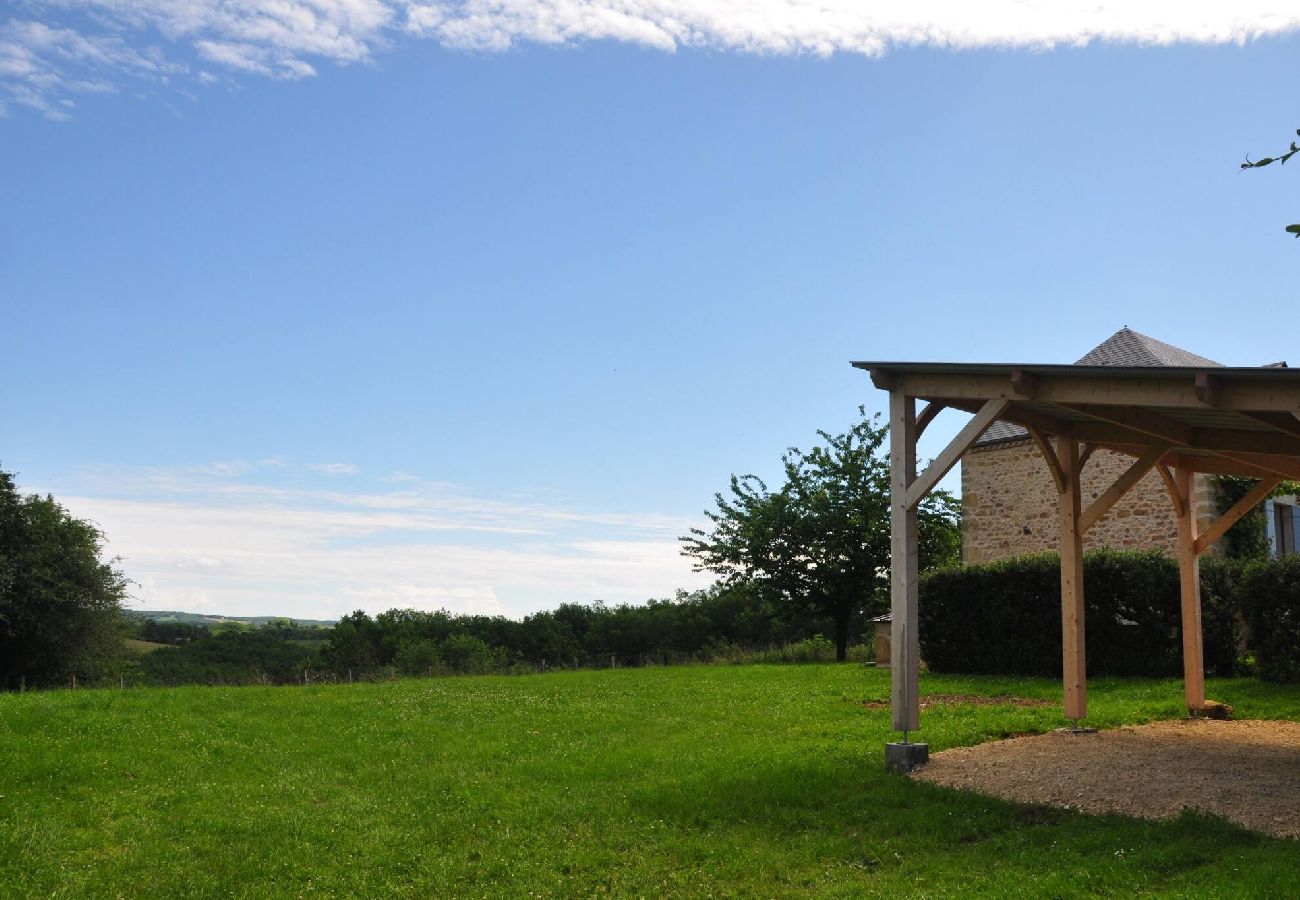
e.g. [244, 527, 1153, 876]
[52, 462, 709, 620]
[306, 462, 360, 475]
[7, 2, 1300, 116]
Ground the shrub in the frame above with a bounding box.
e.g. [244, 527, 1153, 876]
[394, 639, 441, 676]
[918, 553, 1062, 676]
[919, 549, 1240, 678]
[786, 634, 837, 662]
[135, 630, 315, 685]
[439, 634, 499, 675]
[1198, 556, 1242, 678]
[1239, 554, 1300, 682]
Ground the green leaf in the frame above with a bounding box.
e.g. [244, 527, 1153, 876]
[1286, 224, 1300, 237]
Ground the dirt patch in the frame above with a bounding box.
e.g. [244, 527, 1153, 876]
[913, 718, 1300, 839]
[863, 694, 1054, 711]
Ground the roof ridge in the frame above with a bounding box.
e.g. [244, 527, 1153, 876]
[1074, 327, 1222, 368]
[976, 327, 1220, 447]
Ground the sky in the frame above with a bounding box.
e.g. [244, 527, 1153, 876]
[2, 2, 1299, 620]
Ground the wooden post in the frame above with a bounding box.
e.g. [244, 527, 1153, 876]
[1056, 436, 1087, 721]
[889, 390, 920, 734]
[1175, 466, 1205, 714]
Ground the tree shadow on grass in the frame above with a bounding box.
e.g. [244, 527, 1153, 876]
[624, 751, 1287, 892]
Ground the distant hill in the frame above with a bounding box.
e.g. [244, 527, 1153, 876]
[125, 610, 336, 628]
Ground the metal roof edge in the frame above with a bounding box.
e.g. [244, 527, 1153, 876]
[850, 361, 1300, 380]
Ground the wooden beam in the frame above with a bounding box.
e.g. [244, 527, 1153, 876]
[1027, 426, 1065, 494]
[1057, 436, 1087, 721]
[1078, 445, 1168, 534]
[1056, 403, 1300, 467]
[1163, 452, 1293, 481]
[870, 369, 898, 391]
[1214, 451, 1300, 481]
[904, 398, 1009, 510]
[1078, 443, 1097, 472]
[876, 370, 1300, 413]
[1195, 372, 1220, 406]
[1175, 466, 1206, 714]
[1061, 403, 1193, 446]
[1156, 463, 1186, 517]
[944, 399, 1069, 440]
[1240, 410, 1300, 441]
[915, 402, 945, 438]
[1194, 477, 1282, 555]
[1010, 368, 1039, 397]
[1069, 421, 1300, 454]
[948, 398, 1298, 454]
[889, 391, 920, 735]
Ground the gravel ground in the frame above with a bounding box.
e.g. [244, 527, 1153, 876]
[913, 718, 1300, 838]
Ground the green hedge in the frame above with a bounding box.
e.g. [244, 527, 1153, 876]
[1240, 554, 1300, 682]
[918, 549, 1239, 678]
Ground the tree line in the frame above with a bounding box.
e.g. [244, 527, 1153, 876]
[111, 586, 870, 686]
[2, 410, 963, 689]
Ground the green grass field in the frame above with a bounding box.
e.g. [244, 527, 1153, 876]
[122, 638, 169, 656]
[3, 665, 1299, 898]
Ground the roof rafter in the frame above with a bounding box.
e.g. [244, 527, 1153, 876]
[1058, 403, 1300, 456]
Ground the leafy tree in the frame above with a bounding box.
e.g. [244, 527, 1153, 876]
[680, 410, 961, 661]
[1240, 129, 1300, 237]
[0, 468, 130, 688]
[322, 610, 381, 672]
[136, 629, 316, 685]
[394, 638, 440, 675]
[440, 633, 498, 674]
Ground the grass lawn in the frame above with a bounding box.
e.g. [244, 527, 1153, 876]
[2, 665, 1299, 897]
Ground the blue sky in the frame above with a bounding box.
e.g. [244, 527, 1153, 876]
[3, 4, 1299, 618]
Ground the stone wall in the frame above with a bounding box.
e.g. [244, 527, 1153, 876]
[961, 439, 1217, 564]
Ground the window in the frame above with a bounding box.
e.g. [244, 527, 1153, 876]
[1271, 497, 1299, 557]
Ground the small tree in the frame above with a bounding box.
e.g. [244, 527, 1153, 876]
[0, 469, 130, 688]
[681, 410, 961, 661]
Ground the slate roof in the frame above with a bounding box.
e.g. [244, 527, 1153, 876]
[974, 328, 1223, 447]
[1075, 327, 1221, 368]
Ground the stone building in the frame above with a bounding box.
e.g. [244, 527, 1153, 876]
[961, 328, 1297, 564]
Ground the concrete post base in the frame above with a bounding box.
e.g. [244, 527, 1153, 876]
[885, 741, 929, 774]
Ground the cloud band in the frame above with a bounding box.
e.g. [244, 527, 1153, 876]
[6, 1, 1300, 117]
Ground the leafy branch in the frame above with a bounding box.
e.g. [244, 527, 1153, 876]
[1241, 129, 1300, 237]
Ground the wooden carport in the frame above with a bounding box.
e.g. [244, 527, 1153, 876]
[852, 360, 1300, 746]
